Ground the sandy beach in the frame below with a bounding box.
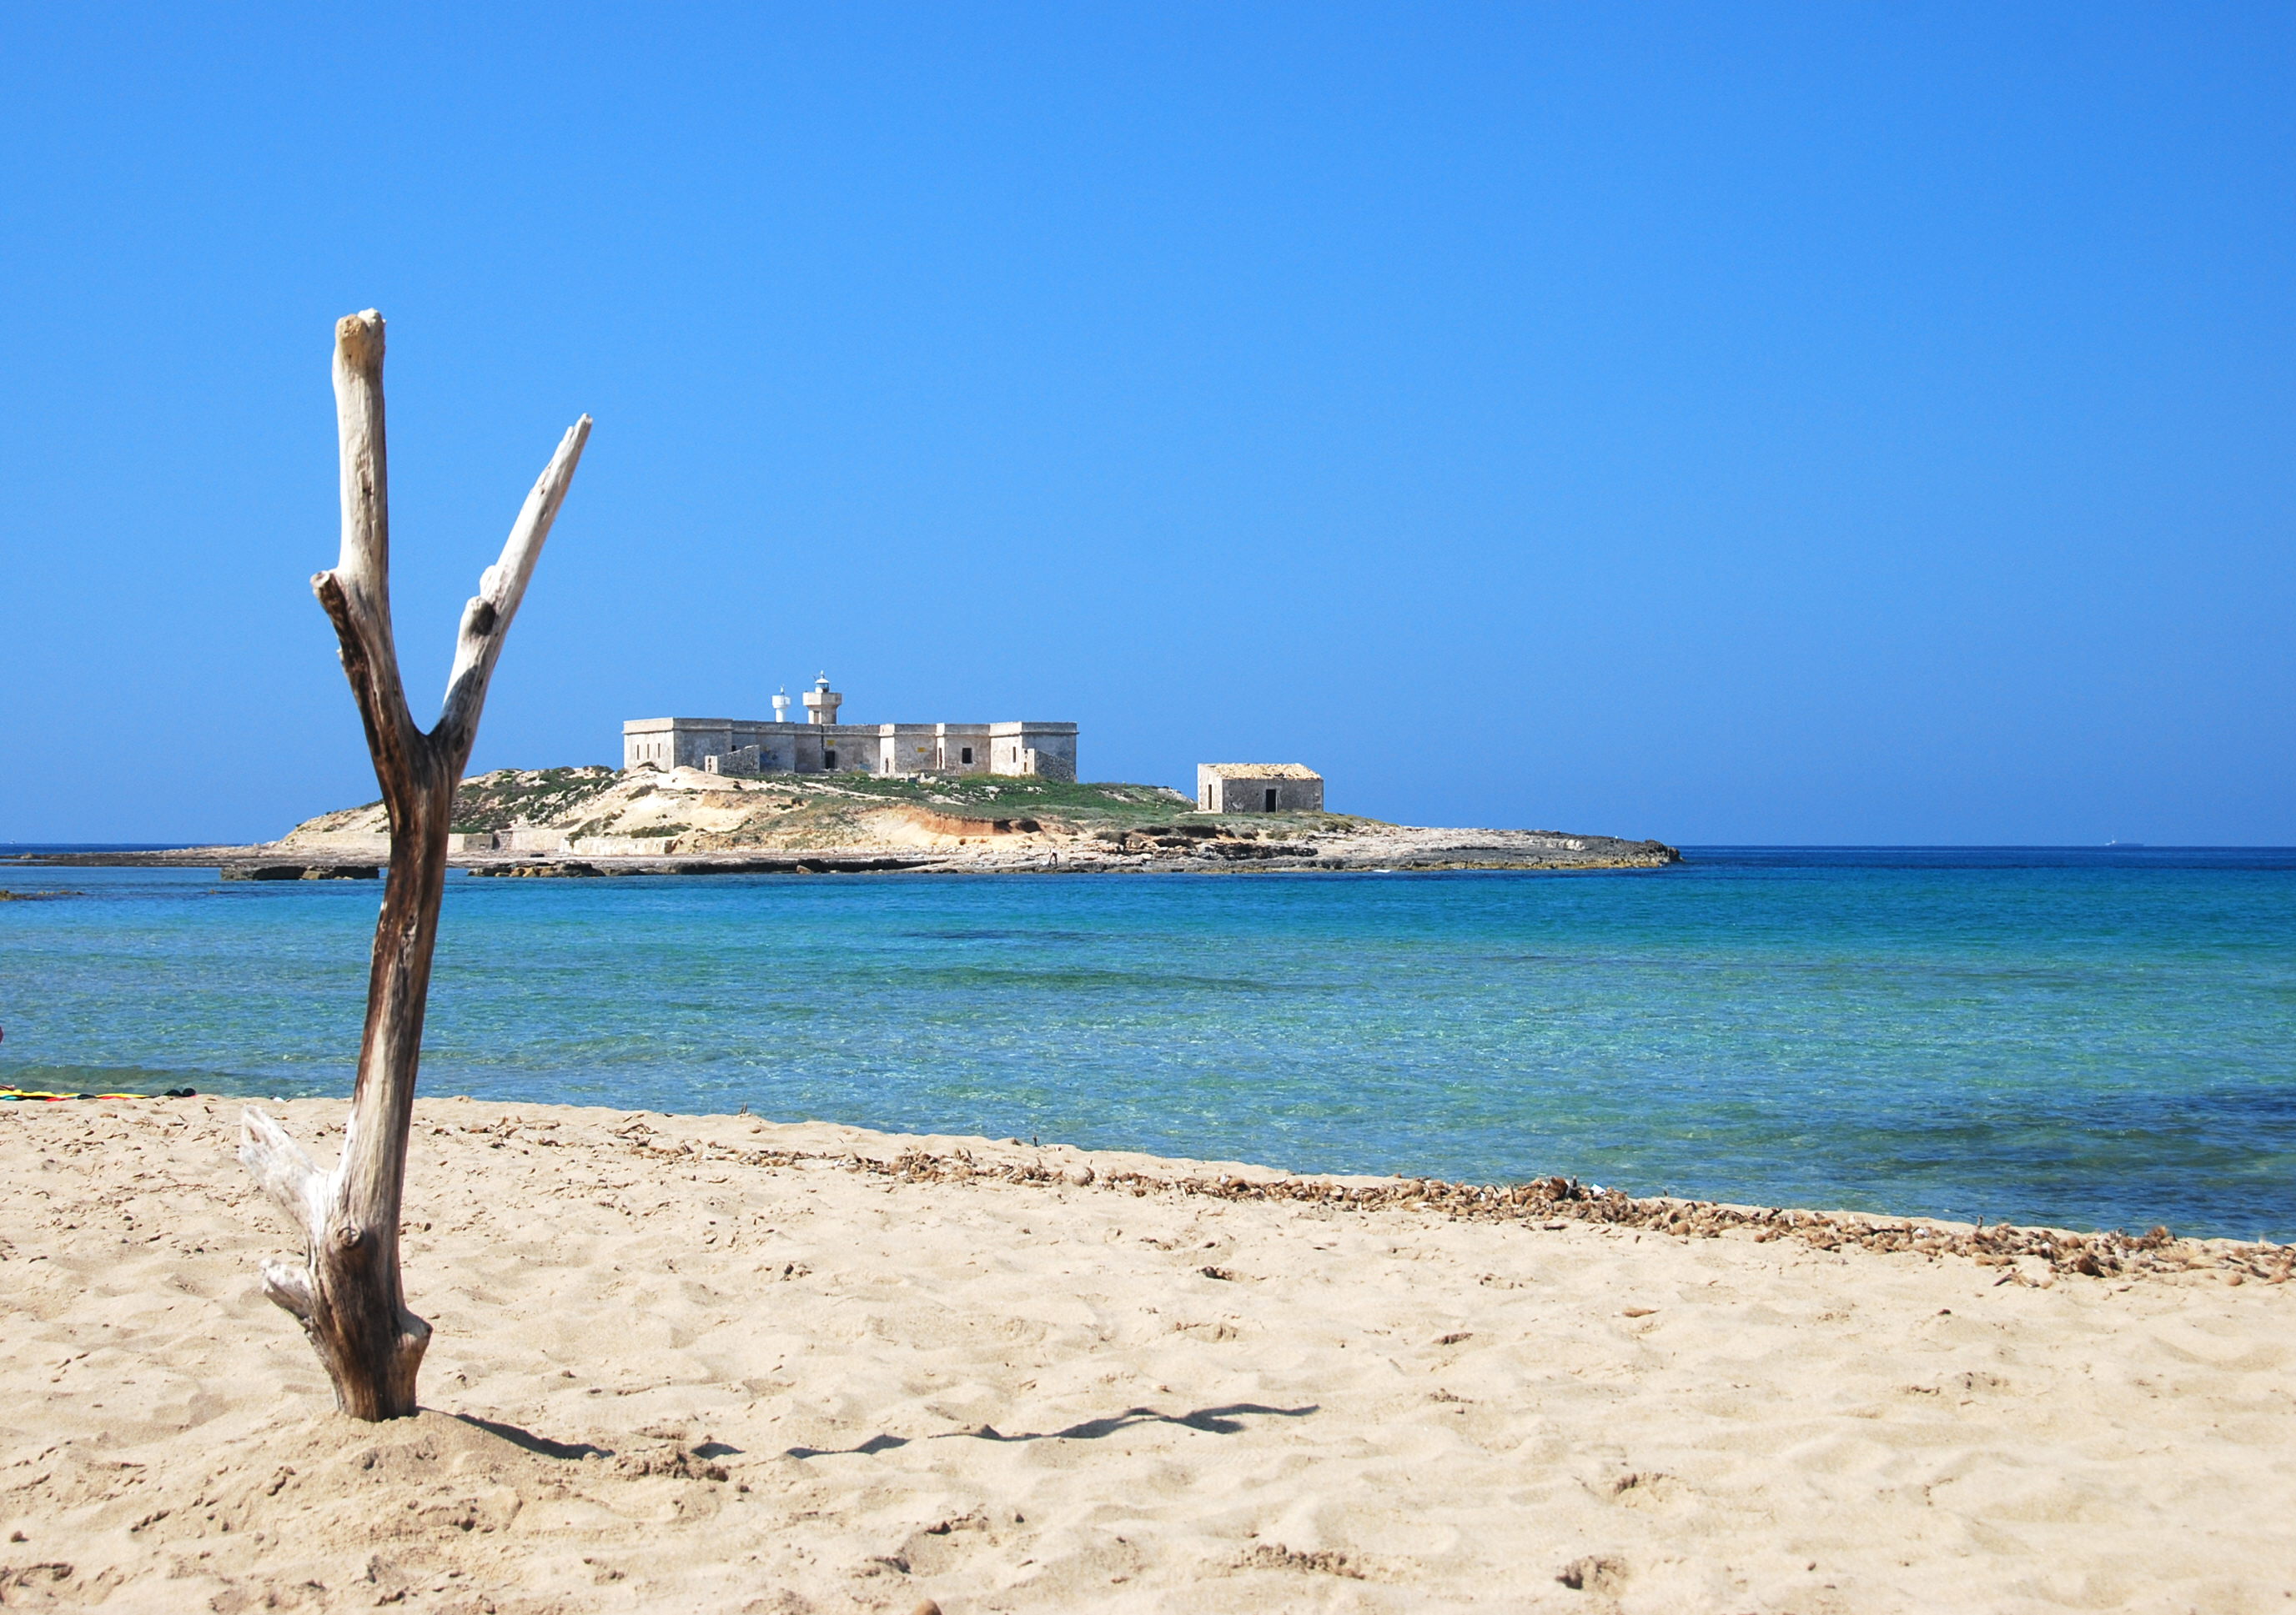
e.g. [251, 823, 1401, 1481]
[3, 1095, 2292, 1613]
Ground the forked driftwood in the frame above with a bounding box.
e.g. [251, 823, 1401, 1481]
[240, 311, 590, 1419]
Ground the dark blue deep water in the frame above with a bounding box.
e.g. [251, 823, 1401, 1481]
[3, 848, 2292, 1241]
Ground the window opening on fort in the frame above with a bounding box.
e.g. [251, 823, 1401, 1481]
[962, 747, 973, 765]
[1265, 788, 1279, 810]
[824, 749, 837, 768]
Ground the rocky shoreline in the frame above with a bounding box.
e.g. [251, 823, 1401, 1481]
[10, 825, 1680, 878]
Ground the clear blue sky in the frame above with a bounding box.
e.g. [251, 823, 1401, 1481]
[2, 4, 2289, 845]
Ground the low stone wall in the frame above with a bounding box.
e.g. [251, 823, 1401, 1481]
[284, 831, 389, 855]
[571, 835, 684, 857]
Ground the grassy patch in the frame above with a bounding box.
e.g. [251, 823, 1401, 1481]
[449, 767, 622, 834]
[724, 771, 1204, 829]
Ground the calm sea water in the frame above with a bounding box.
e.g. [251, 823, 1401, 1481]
[3, 848, 2291, 1241]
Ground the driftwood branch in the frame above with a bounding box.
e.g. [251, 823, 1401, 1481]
[440, 414, 591, 747]
[243, 309, 588, 1420]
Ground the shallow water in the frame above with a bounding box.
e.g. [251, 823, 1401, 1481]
[3, 848, 2291, 1241]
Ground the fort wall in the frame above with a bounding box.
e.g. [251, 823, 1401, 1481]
[624, 716, 1078, 780]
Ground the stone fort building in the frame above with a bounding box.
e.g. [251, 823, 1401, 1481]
[624, 675, 1078, 781]
[1196, 763, 1324, 813]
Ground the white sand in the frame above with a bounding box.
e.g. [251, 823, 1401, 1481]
[3, 1094, 2292, 1612]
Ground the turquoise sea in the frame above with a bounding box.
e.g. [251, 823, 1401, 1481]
[3, 848, 2291, 1242]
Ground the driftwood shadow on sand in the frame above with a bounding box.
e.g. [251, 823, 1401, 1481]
[448, 1412, 615, 1461]
[784, 1401, 1319, 1459]
[445, 1412, 746, 1463]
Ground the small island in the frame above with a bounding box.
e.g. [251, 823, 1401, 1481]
[284, 763, 1679, 876]
[19, 765, 1681, 877]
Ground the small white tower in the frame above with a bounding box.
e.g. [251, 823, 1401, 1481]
[771, 685, 791, 724]
[801, 671, 842, 725]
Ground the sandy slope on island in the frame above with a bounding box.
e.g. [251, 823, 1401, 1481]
[3, 1098, 2292, 1613]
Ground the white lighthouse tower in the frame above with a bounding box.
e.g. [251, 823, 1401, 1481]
[801, 672, 842, 725]
[771, 685, 791, 724]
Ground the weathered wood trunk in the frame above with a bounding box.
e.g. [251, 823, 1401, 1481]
[240, 310, 590, 1420]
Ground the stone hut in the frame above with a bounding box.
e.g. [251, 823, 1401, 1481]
[1197, 764, 1324, 814]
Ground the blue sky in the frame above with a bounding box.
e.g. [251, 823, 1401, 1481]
[2, 4, 2289, 844]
